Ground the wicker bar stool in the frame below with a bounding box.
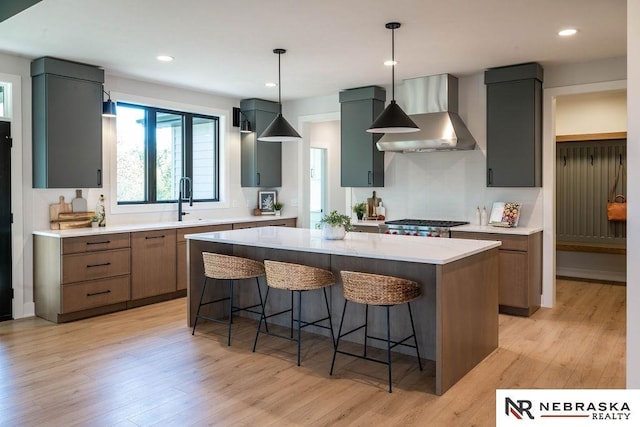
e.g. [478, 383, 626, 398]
[253, 260, 335, 366]
[330, 270, 423, 393]
[192, 252, 268, 345]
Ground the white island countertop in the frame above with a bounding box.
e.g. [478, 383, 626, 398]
[186, 226, 501, 265]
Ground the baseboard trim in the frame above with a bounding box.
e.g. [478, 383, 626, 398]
[556, 267, 626, 283]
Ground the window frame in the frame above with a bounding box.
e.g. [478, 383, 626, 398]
[115, 101, 220, 205]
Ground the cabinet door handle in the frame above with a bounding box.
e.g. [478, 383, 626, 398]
[145, 235, 165, 240]
[87, 290, 111, 297]
[87, 262, 111, 268]
[97, 169, 102, 186]
[487, 168, 493, 185]
[257, 172, 261, 186]
[368, 171, 372, 185]
[86, 240, 111, 245]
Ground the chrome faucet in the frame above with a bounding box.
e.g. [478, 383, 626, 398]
[178, 176, 193, 221]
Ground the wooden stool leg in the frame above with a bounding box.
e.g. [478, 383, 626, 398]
[330, 299, 349, 375]
[192, 277, 208, 335]
[386, 305, 392, 393]
[407, 302, 422, 371]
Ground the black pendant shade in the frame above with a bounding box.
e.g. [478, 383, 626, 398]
[367, 22, 419, 134]
[102, 90, 116, 117]
[259, 113, 301, 142]
[368, 100, 420, 133]
[258, 48, 302, 142]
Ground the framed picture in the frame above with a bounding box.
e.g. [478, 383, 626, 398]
[258, 191, 277, 215]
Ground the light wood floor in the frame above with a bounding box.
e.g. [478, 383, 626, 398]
[0, 279, 625, 426]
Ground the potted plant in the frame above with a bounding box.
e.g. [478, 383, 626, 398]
[317, 210, 353, 240]
[352, 202, 368, 220]
[273, 201, 283, 216]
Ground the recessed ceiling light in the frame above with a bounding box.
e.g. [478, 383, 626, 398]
[384, 60, 397, 66]
[558, 28, 577, 37]
[265, 82, 277, 88]
[156, 55, 174, 62]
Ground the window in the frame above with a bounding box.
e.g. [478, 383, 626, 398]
[115, 102, 219, 204]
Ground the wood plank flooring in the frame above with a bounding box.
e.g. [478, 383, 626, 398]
[0, 279, 625, 426]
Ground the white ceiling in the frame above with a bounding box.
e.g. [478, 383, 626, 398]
[0, 0, 627, 101]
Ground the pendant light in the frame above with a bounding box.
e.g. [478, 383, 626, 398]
[258, 48, 302, 142]
[367, 22, 420, 134]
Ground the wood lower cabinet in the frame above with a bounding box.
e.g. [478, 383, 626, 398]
[34, 217, 298, 322]
[34, 233, 132, 323]
[131, 229, 177, 300]
[451, 231, 542, 316]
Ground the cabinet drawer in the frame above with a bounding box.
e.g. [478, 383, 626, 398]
[61, 276, 130, 313]
[233, 222, 256, 229]
[259, 218, 297, 228]
[62, 248, 131, 284]
[63, 233, 130, 254]
[451, 231, 528, 251]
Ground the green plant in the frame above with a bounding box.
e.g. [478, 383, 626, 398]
[273, 201, 283, 211]
[317, 210, 353, 231]
[352, 202, 367, 215]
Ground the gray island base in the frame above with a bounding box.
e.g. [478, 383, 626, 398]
[186, 227, 500, 395]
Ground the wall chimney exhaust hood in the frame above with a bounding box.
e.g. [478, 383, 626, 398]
[376, 74, 477, 152]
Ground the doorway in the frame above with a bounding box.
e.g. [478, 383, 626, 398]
[0, 120, 11, 321]
[309, 147, 327, 229]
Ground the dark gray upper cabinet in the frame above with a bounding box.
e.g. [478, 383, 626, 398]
[339, 86, 386, 187]
[240, 99, 281, 187]
[485, 63, 543, 187]
[31, 57, 104, 188]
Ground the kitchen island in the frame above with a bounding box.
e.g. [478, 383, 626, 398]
[186, 227, 500, 395]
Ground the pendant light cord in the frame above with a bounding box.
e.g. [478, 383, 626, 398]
[278, 51, 282, 114]
[391, 26, 395, 101]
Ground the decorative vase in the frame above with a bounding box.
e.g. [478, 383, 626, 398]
[275, 210, 281, 216]
[322, 224, 346, 240]
[356, 212, 364, 220]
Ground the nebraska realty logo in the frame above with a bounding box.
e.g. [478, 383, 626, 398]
[496, 390, 640, 426]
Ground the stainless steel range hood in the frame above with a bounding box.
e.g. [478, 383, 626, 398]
[376, 74, 477, 152]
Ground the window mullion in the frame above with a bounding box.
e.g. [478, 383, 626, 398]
[147, 109, 157, 203]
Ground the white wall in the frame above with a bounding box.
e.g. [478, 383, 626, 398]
[627, 0, 640, 388]
[556, 90, 627, 135]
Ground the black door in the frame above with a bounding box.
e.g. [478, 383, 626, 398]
[0, 121, 11, 321]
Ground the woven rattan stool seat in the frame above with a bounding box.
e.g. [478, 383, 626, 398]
[263, 260, 334, 291]
[341, 271, 421, 306]
[203, 253, 265, 280]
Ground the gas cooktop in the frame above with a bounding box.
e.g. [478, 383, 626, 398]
[384, 219, 469, 228]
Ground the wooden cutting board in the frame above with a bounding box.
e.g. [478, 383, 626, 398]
[49, 196, 73, 230]
[366, 191, 381, 219]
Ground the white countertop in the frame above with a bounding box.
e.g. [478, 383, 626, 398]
[33, 215, 297, 238]
[185, 226, 501, 265]
[451, 224, 543, 235]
